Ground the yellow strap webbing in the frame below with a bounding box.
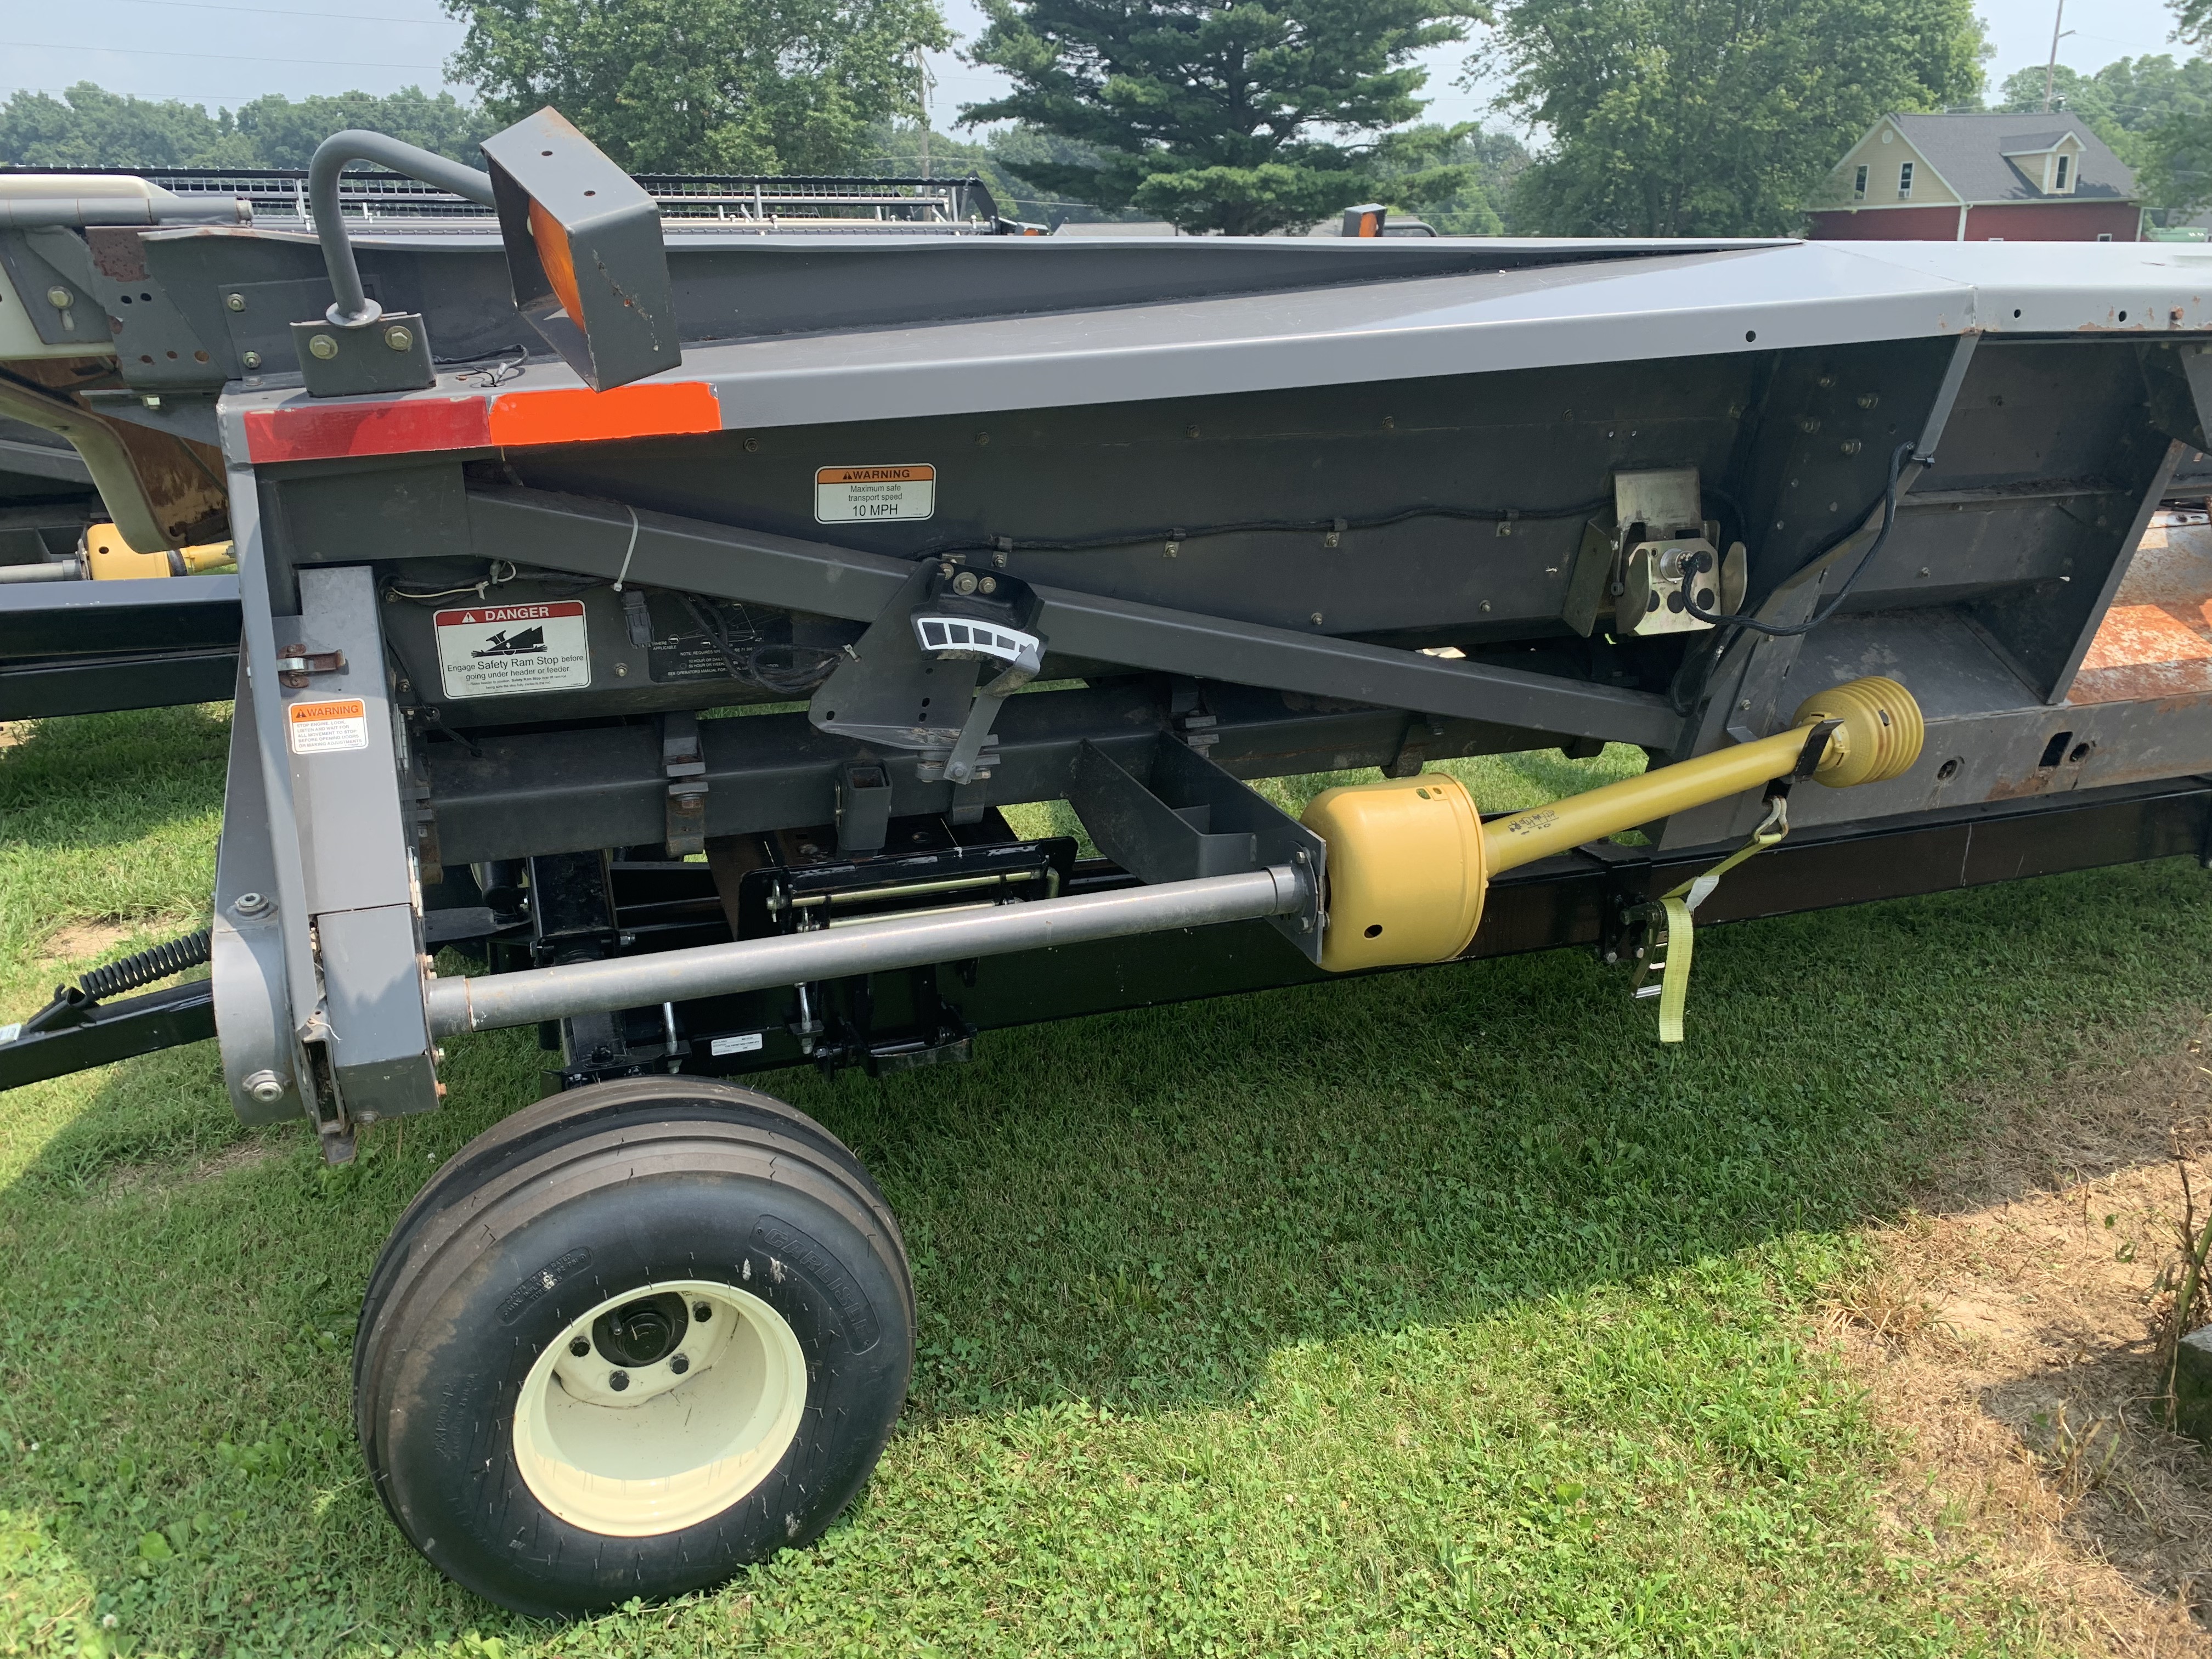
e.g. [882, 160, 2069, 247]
[1651, 796, 1790, 1045]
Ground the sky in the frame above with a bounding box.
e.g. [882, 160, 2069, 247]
[0, 0, 2192, 137]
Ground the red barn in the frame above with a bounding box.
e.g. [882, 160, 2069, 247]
[1807, 112, 2140, 242]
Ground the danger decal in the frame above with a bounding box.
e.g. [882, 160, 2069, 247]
[814, 463, 935, 523]
[433, 601, 591, 699]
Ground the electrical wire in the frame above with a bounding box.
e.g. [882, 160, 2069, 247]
[911, 494, 1615, 561]
[673, 593, 843, 696]
[1682, 442, 1916, 638]
[383, 559, 517, 605]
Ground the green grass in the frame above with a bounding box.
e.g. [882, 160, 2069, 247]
[1, 704, 2205, 1656]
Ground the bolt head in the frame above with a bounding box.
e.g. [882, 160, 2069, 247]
[240, 350, 262, 370]
[669, 1353, 690, 1375]
[383, 324, 414, 353]
[978, 575, 998, 595]
[608, 1370, 630, 1392]
[44, 286, 71, 309]
[692, 1301, 712, 1322]
[226, 292, 246, 312]
[233, 890, 271, 916]
[242, 1069, 284, 1104]
[307, 333, 338, 361]
[952, 570, 979, 595]
[1311, 612, 1324, 625]
[569, 1337, 590, 1357]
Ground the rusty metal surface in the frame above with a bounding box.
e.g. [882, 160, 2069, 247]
[2072, 517, 2212, 704]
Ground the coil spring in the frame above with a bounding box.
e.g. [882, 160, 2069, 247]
[76, 929, 211, 1002]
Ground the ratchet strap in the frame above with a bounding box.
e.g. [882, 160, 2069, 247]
[1646, 795, 1788, 1043]
[1637, 717, 1836, 1043]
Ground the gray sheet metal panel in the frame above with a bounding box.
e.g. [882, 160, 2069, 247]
[212, 241, 2212, 442]
[217, 439, 319, 1024]
[286, 565, 415, 919]
[1661, 608, 2212, 847]
[317, 902, 436, 1120]
[211, 663, 305, 1125]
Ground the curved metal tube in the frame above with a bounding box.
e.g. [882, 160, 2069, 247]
[309, 129, 494, 328]
[426, 865, 1307, 1037]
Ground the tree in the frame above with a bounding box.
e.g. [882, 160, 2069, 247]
[443, 0, 949, 174]
[957, 0, 1481, 236]
[865, 122, 1133, 224]
[1369, 123, 1528, 233]
[230, 88, 494, 168]
[1480, 0, 1985, 238]
[0, 82, 489, 170]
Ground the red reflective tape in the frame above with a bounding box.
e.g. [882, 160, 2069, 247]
[243, 396, 492, 463]
[242, 379, 722, 464]
[487, 381, 721, 448]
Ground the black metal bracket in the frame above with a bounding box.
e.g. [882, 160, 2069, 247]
[1066, 736, 1325, 962]
[0, 978, 214, 1093]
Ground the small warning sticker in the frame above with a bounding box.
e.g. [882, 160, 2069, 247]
[815, 463, 935, 523]
[288, 697, 368, 755]
[710, 1031, 767, 1056]
[433, 601, 591, 699]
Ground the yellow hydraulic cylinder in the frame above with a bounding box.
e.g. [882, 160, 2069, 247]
[1301, 675, 1923, 973]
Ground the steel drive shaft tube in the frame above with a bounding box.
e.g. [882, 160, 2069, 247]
[425, 865, 1308, 1037]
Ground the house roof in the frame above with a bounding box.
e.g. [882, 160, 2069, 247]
[1887, 112, 2135, 204]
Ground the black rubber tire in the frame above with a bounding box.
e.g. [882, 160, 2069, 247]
[353, 1079, 913, 1617]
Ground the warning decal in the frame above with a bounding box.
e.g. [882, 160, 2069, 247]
[433, 601, 591, 699]
[288, 697, 368, 755]
[814, 463, 935, 523]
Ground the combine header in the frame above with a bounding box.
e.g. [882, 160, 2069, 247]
[4, 109, 2211, 1611]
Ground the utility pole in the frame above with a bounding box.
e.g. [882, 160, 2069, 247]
[912, 48, 936, 179]
[2043, 0, 2074, 112]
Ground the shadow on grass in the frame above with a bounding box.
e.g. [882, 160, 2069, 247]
[0, 703, 232, 853]
[0, 856, 2206, 1652]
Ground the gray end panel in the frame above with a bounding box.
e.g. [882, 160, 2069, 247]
[211, 665, 306, 1125]
[318, 904, 437, 1120]
[285, 565, 439, 1122]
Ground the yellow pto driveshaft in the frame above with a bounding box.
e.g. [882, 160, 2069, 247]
[1301, 675, 1925, 973]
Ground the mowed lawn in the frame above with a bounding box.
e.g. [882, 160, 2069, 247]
[2, 702, 2208, 1658]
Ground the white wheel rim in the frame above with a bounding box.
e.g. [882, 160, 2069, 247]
[511, 1278, 807, 1538]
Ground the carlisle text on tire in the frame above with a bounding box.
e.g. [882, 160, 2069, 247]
[352, 1079, 913, 1615]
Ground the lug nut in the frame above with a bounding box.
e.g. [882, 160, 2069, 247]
[669, 1353, 690, 1375]
[569, 1337, 590, 1357]
[608, 1370, 629, 1392]
[692, 1301, 712, 1321]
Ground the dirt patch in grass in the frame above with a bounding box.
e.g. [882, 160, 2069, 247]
[1826, 1036, 2212, 1653]
[100, 1136, 283, 1201]
[38, 917, 143, 968]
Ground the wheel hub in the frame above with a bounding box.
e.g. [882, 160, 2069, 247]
[512, 1278, 807, 1537]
